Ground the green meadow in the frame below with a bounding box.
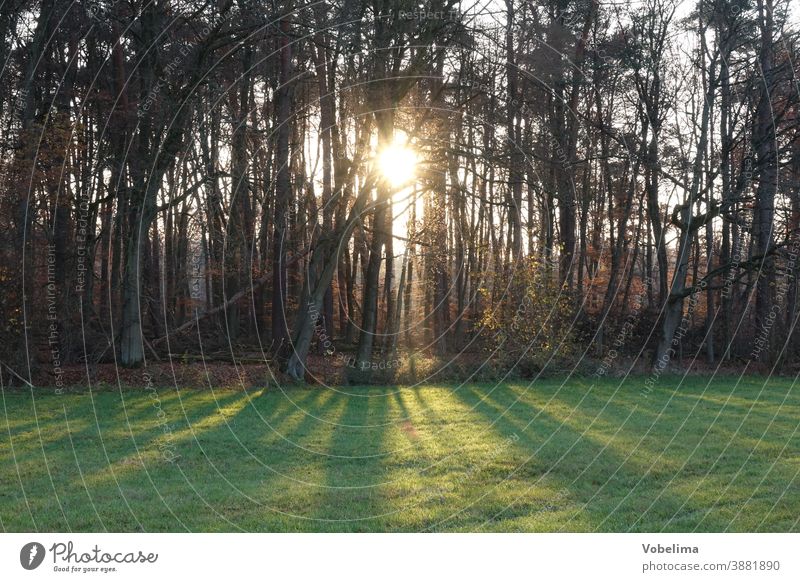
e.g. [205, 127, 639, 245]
[1, 376, 798, 532]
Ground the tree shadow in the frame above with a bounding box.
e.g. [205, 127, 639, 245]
[3, 382, 797, 532]
[303, 388, 392, 531]
[445, 384, 741, 531]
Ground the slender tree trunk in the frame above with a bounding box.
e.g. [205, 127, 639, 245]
[272, 17, 293, 352]
[752, 0, 777, 363]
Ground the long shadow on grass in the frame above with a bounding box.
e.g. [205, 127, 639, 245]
[306, 389, 392, 530]
[24, 390, 279, 531]
[117, 387, 350, 530]
[446, 384, 726, 531]
[69, 391, 254, 531]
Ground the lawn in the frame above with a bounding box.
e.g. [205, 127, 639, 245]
[1, 375, 798, 532]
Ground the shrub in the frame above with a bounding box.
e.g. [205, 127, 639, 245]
[479, 256, 579, 377]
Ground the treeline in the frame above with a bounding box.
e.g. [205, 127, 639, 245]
[1, 0, 799, 386]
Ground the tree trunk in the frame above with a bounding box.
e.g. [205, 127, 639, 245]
[272, 17, 293, 352]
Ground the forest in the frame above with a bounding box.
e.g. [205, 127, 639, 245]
[1, 0, 799, 387]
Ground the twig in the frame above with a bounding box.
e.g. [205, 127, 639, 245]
[0, 361, 34, 388]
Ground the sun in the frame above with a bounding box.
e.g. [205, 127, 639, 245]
[378, 142, 418, 188]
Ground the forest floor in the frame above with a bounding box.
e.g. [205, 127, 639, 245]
[1, 375, 798, 532]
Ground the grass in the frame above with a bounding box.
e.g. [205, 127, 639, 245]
[1, 375, 798, 532]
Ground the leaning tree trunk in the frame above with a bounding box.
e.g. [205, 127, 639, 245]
[653, 20, 715, 367]
[349, 114, 393, 383]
